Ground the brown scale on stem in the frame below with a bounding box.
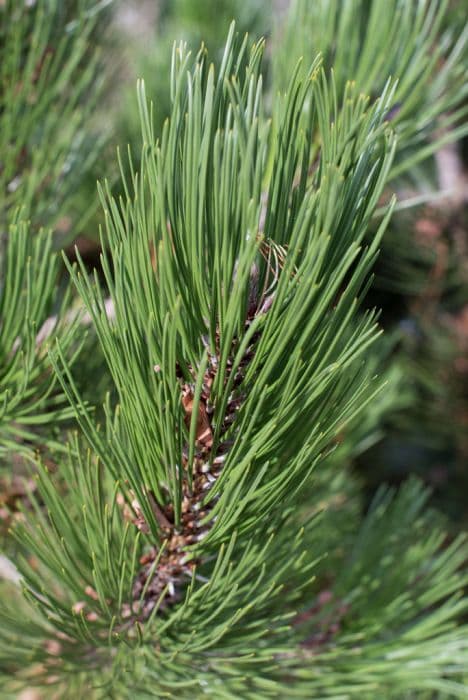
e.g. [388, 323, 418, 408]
[130, 338, 255, 620]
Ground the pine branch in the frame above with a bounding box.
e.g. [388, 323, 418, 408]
[0, 217, 81, 463]
[49, 30, 397, 608]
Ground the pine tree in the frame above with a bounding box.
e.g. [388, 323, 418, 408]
[1, 2, 468, 698]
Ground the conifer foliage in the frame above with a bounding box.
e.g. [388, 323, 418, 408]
[0, 0, 108, 231]
[0, 1, 467, 698]
[0, 0, 108, 466]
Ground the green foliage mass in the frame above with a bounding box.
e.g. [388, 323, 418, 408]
[0, 0, 110, 234]
[0, 1, 111, 467]
[275, 0, 468, 179]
